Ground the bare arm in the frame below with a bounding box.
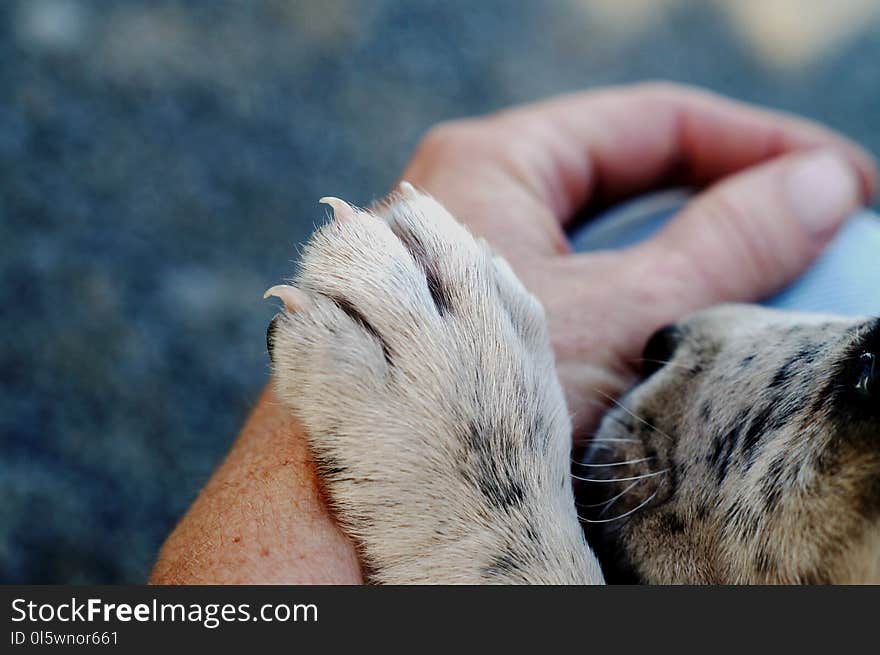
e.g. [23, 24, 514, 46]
[149, 387, 361, 584]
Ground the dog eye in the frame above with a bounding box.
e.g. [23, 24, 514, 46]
[641, 325, 683, 378]
[854, 352, 876, 397]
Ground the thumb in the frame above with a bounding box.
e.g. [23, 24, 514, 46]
[629, 149, 867, 312]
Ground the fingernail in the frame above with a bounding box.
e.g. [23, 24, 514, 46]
[786, 151, 859, 236]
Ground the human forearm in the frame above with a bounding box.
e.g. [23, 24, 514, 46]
[149, 386, 362, 584]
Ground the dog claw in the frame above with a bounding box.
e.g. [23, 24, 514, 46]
[263, 285, 308, 312]
[319, 196, 355, 222]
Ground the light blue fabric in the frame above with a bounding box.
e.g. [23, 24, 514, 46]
[569, 190, 880, 316]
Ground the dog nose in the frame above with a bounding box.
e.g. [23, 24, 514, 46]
[641, 324, 683, 378]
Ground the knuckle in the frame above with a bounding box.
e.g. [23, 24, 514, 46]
[627, 80, 715, 108]
[415, 120, 482, 161]
[632, 80, 684, 95]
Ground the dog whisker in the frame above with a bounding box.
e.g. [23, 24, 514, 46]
[586, 437, 642, 443]
[579, 479, 665, 524]
[572, 456, 656, 468]
[630, 357, 694, 371]
[576, 478, 643, 510]
[574, 436, 641, 455]
[570, 468, 669, 483]
[591, 388, 675, 443]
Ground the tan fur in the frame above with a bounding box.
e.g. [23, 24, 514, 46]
[585, 306, 880, 584]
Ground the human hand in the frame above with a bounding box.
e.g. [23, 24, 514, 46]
[401, 82, 876, 437]
[150, 83, 875, 584]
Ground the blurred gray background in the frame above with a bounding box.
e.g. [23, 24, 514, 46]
[2, 0, 879, 583]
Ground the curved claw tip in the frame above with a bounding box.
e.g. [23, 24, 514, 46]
[398, 180, 416, 195]
[263, 285, 307, 312]
[319, 196, 355, 221]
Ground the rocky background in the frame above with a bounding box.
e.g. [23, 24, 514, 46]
[2, 0, 879, 582]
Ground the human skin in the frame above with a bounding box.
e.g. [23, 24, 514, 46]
[149, 83, 876, 584]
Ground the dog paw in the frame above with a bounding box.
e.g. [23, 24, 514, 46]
[265, 184, 599, 584]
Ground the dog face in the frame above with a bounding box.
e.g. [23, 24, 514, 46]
[581, 305, 880, 584]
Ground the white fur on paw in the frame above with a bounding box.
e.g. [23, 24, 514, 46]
[267, 189, 603, 585]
